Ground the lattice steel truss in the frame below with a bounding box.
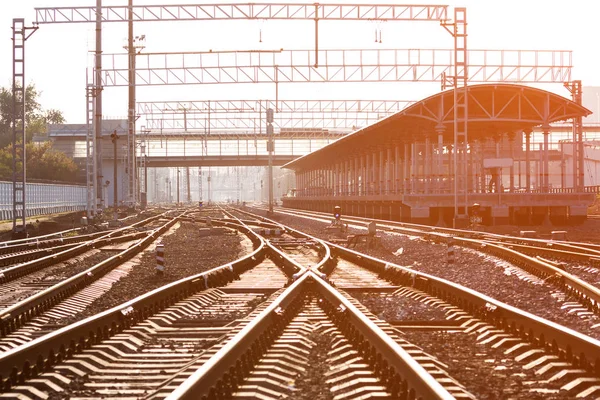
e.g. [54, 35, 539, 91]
[565, 80, 584, 190]
[11, 19, 37, 236]
[85, 82, 97, 218]
[138, 99, 416, 130]
[442, 8, 468, 223]
[95, 48, 572, 86]
[35, 4, 448, 23]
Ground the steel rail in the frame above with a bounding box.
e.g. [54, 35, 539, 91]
[332, 241, 600, 373]
[238, 210, 334, 273]
[0, 227, 82, 246]
[167, 269, 454, 400]
[218, 209, 308, 277]
[0, 219, 268, 390]
[0, 218, 174, 339]
[274, 206, 600, 258]
[483, 239, 598, 263]
[0, 214, 165, 285]
[0, 211, 162, 256]
[457, 237, 600, 312]
[0, 210, 151, 248]
[242, 207, 600, 373]
[0, 230, 112, 256]
[267, 207, 600, 313]
[0, 242, 81, 268]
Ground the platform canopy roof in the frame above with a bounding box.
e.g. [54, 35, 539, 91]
[283, 84, 591, 171]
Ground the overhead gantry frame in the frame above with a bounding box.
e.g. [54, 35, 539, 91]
[32, 2, 454, 211]
[97, 48, 572, 86]
[29, 2, 582, 221]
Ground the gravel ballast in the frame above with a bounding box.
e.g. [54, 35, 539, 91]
[62, 219, 246, 324]
[249, 208, 600, 340]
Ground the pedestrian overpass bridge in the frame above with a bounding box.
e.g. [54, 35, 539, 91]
[47, 121, 345, 167]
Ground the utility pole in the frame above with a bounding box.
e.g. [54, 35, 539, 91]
[11, 19, 37, 238]
[184, 108, 191, 203]
[207, 167, 212, 203]
[176, 168, 180, 205]
[198, 167, 202, 204]
[95, 0, 104, 211]
[126, 0, 145, 206]
[267, 108, 274, 214]
[127, 0, 135, 206]
[110, 130, 118, 220]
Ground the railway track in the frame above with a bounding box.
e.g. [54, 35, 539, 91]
[3, 212, 600, 398]
[255, 206, 600, 321]
[0, 213, 180, 352]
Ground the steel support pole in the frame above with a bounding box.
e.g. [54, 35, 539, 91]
[144, 156, 148, 202]
[436, 129, 444, 193]
[543, 128, 550, 192]
[11, 19, 32, 235]
[404, 144, 410, 193]
[207, 167, 211, 203]
[509, 134, 515, 192]
[199, 167, 203, 203]
[85, 83, 97, 219]
[186, 167, 191, 202]
[267, 107, 274, 213]
[425, 135, 431, 194]
[128, 0, 137, 206]
[268, 134, 274, 213]
[575, 82, 584, 189]
[386, 147, 392, 195]
[112, 133, 118, 220]
[176, 168, 180, 205]
[95, 0, 104, 210]
[525, 132, 531, 193]
[394, 144, 400, 194]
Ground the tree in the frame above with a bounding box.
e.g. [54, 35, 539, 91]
[0, 141, 79, 182]
[0, 82, 76, 182]
[0, 83, 65, 147]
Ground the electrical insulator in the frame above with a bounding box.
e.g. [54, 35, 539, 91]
[266, 108, 274, 123]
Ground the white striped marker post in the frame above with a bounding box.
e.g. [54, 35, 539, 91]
[156, 243, 165, 274]
[447, 240, 455, 265]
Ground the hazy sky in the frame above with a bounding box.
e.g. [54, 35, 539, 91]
[1, 0, 599, 125]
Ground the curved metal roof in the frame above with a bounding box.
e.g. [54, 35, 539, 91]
[284, 84, 591, 170]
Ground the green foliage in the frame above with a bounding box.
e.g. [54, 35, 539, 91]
[0, 83, 65, 147]
[0, 83, 74, 182]
[0, 142, 78, 182]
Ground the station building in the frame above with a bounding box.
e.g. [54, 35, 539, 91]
[282, 84, 594, 226]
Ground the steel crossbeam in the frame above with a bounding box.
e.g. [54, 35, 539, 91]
[35, 3, 448, 23]
[137, 99, 416, 115]
[96, 48, 572, 86]
[145, 112, 391, 130]
[138, 99, 415, 130]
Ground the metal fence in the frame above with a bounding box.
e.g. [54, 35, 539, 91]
[0, 181, 86, 221]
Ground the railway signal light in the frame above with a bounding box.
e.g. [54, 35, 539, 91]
[334, 206, 341, 220]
